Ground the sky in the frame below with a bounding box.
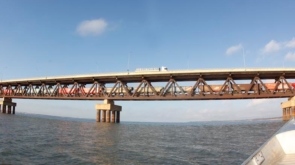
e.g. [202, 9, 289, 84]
[0, 0, 295, 122]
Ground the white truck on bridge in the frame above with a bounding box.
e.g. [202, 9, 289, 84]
[135, 66, 168, 72]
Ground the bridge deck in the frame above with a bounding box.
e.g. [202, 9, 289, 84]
[1, 68, 295, 85]
[1, 68, 295, 100]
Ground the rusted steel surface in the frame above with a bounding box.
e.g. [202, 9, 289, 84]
[0, 69, 295, 100]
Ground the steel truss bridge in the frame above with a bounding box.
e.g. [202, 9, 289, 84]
[1, 68, 295, 100]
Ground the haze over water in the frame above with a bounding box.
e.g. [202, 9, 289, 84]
[0, 113, 284, 165]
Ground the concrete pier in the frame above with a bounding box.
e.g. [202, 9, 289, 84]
[95, 99, 122, 123]
[2, 105, 6, 113]
[102, 110, 106, 122]
[8, 106, 11, 114]
[281, 97, 295, 121]
[106, 110, 110, 123]
[96, 110, 101, 122]
[0, 98, 17, 114]
[116, 111, 120, 123]
[112, 111, 115, 123]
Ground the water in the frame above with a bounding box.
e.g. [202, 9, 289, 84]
[0, 113, 285, 165]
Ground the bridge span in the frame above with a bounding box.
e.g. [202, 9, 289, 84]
[0, 68, 295, 122]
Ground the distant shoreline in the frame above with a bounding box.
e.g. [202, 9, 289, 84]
[15, 112, 283, 123]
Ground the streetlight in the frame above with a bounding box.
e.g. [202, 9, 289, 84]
[242, 46, 246, 70]
[127, 52, 131, 74]
[187, 55, 190, 70]
[97, 62, 99, 73]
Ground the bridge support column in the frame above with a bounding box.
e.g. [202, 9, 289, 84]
[95, 99, 122, 123]
[112, 111, 115, 123]
[287, 108, 291, 121]
[2, 105, 6, 113]
[0, 98, 16, 115]
[106, 110, 110, 123]
[284, 108, 287, 121]
[96, 110, 101, 122]
[116, 111, 120, 123]
[281, 97, 295, 121]
[102, 110, 106, 122]
[8, 106, 11, 114]
[12, 106, 15, 114]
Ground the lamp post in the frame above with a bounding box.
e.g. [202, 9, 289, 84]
[187, 55, 190, 70]
[97, 62, 99, 73]
[127, 52, 131, 74]
[242, 46, 246, 70]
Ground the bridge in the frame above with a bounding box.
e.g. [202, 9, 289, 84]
[1, 68, 295, 123]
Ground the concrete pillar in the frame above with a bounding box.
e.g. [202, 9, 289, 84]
[285, 108, 288, 121]
[3, 105, 6, 113]
[95, 99, 122, 123]
[106, 110, 110, 123]
[116, 111, 120, 123]
[102, 110, 106, 122]
[281, 97, 295, 121]
[0, 98, 17, 114]
[287, 108, 291, 120]
[12, 106, 15, 114]
[8, 106, 11, 114]
[112, 111, 115, 123]
[292, 106, 295, 118]
[96, 110, 101, 122]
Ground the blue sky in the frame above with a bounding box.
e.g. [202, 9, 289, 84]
[0, 1, 295, 122]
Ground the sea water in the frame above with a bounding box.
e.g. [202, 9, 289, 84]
[0, 113, 284, 165]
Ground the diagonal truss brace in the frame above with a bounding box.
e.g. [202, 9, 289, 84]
[274, 76, 294, 93]
[190, 78, 213, 96]
[87, 81, 106, 97]
[218, 77, 241, 95]
[23, 84, 37, 96]
[160, 79, 185, 96]
[37, 83, 51, 96]
[132, 79, 158, 97]
[67, 82, 80, 97]
[248, 76, 270, 94]
[52, 83, 68, 97]
[108, 80, 131, 97]
[4, 85, 14, 96]
[14, 84, 25, 96]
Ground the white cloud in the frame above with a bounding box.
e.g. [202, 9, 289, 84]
[262, 40, 281, 53]
[285, 52, 295, 61]
[285, 38, 295, 48]
[76, 19, 108, 36]
[247, 99, 270, 107]
[226, 44, 243, 55]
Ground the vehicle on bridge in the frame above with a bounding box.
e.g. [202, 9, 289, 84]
[135, 66, 168, 72]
